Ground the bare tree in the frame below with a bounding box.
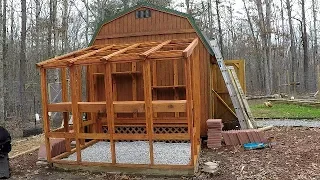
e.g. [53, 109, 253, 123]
[62, 0, 69, 53]
[0, 0, 5, 125]
[242, 0, 263, 90]
[301, 0, 309, 90]
[185, 0, 190, 14]
[19, 0, 27, 129]
[255, 0, 272, 95]
[312, 0, 318, 84]
[215, 0, 223, 56]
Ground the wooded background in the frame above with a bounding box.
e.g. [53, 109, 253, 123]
[0, 0, 319, 135]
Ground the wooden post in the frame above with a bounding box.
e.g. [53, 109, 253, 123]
[143, 59, 154, 165]
[184, 57, 194, 165]
[152, 61, 158, 118]
[88, 65, 97, 133]
[191, 47, 201, 148]
[77, 66, 85, 145]
[132, 62, 137, 118]
[61, 67, 71, 152]
[40, 68, 52, 162]
[173, 59, 179, 117]
[105, 62, 116, 164]
[70, 66, 81, 163]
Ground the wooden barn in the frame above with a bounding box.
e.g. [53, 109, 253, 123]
[36, 3, 244, 175]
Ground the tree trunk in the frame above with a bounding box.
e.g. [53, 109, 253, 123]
[255, 0, 271, 95]
[19, 0, 27, 126]
[265, 0, 273, 92]
[286, 0, 297, 95]
[312, 0, 318, 90]
[301, 0, 309, 91]
[35, 0, 40, 58]
[185, 0, 191, 14]
[242, 0, 263, 91]
[62, 0, 69, 53]
[0, 0, 5, 125]
[215, 0, 223, 56]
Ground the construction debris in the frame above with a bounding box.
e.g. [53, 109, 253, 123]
[206, 119, 223, 149]
[221, 129, 267, 146]
[202, 161, 219, 174]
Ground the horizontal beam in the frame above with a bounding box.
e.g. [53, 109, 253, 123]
[95, 29, 196, 40]
[78, 133, 110, 139]
[48, 100, 187, 113]
[100, 118, 187, 125]
[47, 132, 75, 138]
[49, 133, 189, 141]
[182, 38, 198, 58]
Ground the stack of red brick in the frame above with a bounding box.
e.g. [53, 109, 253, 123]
[222, 129, 267, 146]
[206, 119, 223, 149]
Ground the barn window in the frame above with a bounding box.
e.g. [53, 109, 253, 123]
[136, 9, 151, 19]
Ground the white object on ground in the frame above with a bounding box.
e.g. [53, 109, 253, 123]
[35, 113, 40, 121]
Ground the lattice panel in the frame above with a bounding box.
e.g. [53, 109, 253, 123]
[115, 126, 147, 134]
[155, 140, 190, 143]
[102, 126, 146, 134]
[101, 126, 189, 143]
[102, 126, 108, 133]
[102, 126, 188, 134]
[154, 127, 188, 134]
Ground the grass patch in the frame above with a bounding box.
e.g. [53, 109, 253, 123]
[250, 103, 320, 119]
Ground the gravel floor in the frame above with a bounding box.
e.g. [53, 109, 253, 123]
[64, 141, 191, 165]
[256, 119, 320, 127]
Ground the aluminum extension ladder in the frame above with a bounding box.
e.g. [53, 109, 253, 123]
[210, 40, 255, 129]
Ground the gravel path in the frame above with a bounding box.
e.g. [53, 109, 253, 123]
[256, 119, 320, 127]
[65, 141, 191, 165]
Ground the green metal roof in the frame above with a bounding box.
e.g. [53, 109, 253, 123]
[89, 2, 215, 57]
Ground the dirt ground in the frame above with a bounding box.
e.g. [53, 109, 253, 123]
[8, 127, 320, 180]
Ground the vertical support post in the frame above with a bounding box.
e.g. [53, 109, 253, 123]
[173, 59, 179, 117]
[88, 65, 97, 133]
[185, 57, 194, 166]
[61, 67, 71, 152]
[105, 62, 116, 164]
[40, 68, 51, 162]
[191, 47, 201, 149]
[152, 61, 157, 118]
[143, 59, 154, 165]
[76, 66, 85, 145]
[132, 62, 137, 118]
[70, 66, 81, 163]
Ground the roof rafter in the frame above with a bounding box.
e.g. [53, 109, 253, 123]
[36, 46, 95, 67]
[39, 38, 199, 68]
[101, 43, 141, 62]
[140, 40, 171, 58]
[67, 45, 115, 65]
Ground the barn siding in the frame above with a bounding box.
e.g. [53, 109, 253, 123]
[91, 8, 212, 136]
